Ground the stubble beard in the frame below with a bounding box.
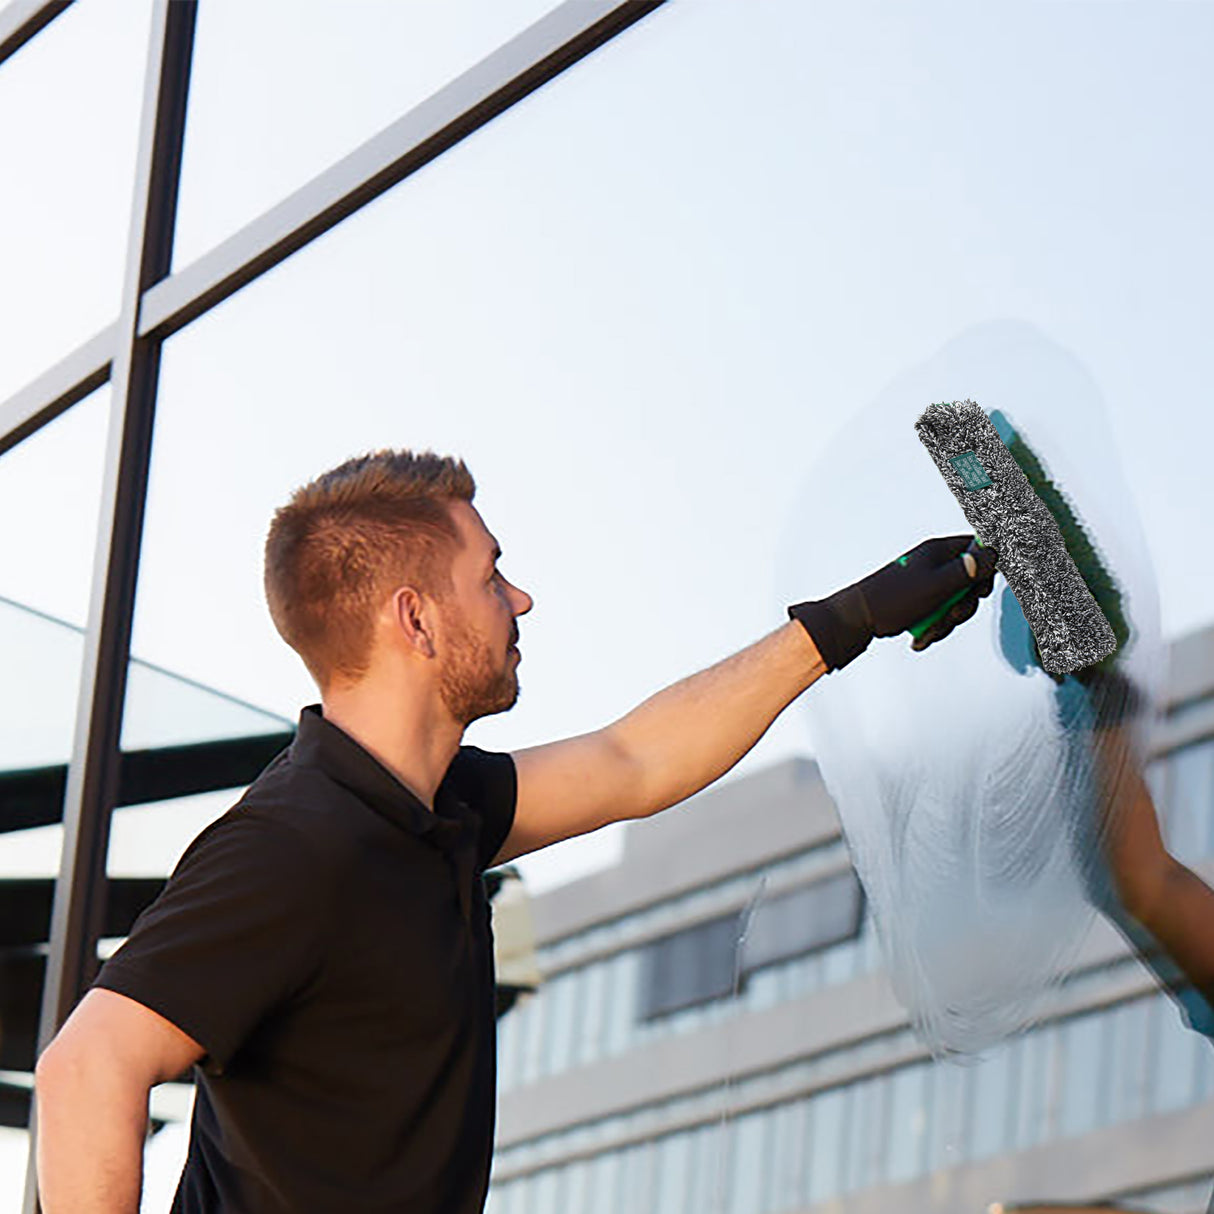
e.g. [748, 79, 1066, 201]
[438, 606, 520, 727]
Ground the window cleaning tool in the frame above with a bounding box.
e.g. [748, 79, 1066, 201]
[913, 399, 1118, 676]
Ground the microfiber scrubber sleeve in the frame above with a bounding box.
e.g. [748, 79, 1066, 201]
[914, 399, 1117, 676]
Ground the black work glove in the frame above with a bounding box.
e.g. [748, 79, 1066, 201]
[788, 535, 999, 673]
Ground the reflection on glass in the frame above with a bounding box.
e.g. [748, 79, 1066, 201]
[0, 595, 289, 774]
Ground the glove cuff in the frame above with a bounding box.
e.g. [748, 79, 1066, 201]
[788, 586, 874, 673]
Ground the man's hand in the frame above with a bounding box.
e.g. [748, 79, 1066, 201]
[788, 535, 998, 672]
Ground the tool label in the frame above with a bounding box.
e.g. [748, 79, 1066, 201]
[949, 450, 993, 491]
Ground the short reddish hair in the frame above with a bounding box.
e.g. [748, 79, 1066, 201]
[264, 449, 475, 688]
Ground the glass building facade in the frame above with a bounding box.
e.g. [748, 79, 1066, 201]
[3, 2, 1213, 1211]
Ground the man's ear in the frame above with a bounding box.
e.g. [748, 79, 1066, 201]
[390, 586, 437, 658]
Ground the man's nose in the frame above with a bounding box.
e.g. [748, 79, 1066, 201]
[510, 583, 534, 617]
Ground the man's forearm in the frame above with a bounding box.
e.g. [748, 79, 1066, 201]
[607, 621, 826, 817]
[35, 1055, 148, 1213]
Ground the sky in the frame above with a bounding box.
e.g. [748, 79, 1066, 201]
[1, 0, 1213, 889]
[2, 0, 1214, 1206]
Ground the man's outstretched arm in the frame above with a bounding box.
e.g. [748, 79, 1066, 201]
[495, 621, 825, 864]
[35, 988, 204, 1214]
[494, 534, 997, 865]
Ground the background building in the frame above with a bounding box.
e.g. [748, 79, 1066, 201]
[489, 620, 1214, 1214]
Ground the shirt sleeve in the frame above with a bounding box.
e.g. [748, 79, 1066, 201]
[92, 811, 328, 1074]
[441, 746, 517, 872]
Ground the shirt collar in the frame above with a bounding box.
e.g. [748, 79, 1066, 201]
[290, 704, 470, 851]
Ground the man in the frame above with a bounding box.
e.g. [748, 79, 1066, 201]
[33, 449, 996, 1213]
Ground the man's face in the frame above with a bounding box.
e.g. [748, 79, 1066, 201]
[435, 501, 533, 726]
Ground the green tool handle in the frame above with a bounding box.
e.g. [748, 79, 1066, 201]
[907, 535, 987, 640]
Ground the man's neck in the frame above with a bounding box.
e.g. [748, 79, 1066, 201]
[319, 686, 463, 810]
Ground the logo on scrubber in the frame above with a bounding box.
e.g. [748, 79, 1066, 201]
[949, 450, 993, 491]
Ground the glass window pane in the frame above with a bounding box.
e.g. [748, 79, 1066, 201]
[1166, 741, 1214, 863]
[1059, 1013, 1106, 1139]
[574, 960, 607, 1068]
[586, 1151, 619, 1214]
[173, 0, 569, 267]
[654, 1131, 691, 1214]
[508, 1174, 532, 1214]
[530, 1166, 561, 1214]
[927, 1059, 970, 1170]
[603, 952, 639, 1057]
[641, 913, 740, 1020]
[1195, 1027, 1214, 1104]
[806, 1087, 847, 1203]
[0, 389, 109, 628]
[769, 1099, 809, 1213]
[821, 940, 859, 987]
[685, 1123, 720, 1214]
[500, 998, 529, 1092]
[844, 1074, 888, 1192]
[727, 1109, 769, 1214]
[743, 872, 863, 974]
[563, 1161, 589, 1213]
[886, 1063, 930, 1183]
[540, 970, 577, 1076]
[520, 985, 548, 1085]
[1150, 995, 1200, 1114]
[1107, 998, 1152, 1125]
[0, 1, 152, 403]
[971, 1044, 1016, 1158]
[127, 0, 1214, 933]
[618, 1141, 655, 1211]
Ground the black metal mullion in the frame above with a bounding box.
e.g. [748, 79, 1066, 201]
[0, 0, 667, 455]
[0, 0, 72, 69]
[21, 3, 195, 1210]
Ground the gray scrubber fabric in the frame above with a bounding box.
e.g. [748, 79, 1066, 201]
[914, 399, 1117, 675]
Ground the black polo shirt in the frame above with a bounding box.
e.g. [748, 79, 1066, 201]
[94, 705, 516, 1213]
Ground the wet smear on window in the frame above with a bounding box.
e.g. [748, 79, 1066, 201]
[776, 320, 1166, 1056]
